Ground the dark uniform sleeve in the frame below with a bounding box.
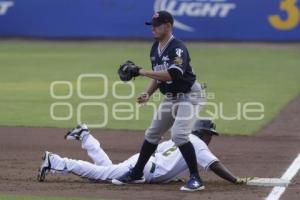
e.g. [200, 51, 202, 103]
[167, 46, 188, 81]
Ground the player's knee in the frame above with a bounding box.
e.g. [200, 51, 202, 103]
[145, 128, 161, 144]
[171, 135, 189, 146]
[170, 128, 189, 146]
[145, 134, 161, 145]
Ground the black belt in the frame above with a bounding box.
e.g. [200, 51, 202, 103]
[150, 162, 156, 173]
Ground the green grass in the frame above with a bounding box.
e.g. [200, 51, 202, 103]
[0, 40, 299, 134]
[0, 194, 103, 200]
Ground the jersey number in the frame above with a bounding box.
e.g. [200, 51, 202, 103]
[162, 146, 177, 157]
[269, 0, 300, 30]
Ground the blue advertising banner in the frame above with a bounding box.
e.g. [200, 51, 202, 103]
[0, 0, 300, 41]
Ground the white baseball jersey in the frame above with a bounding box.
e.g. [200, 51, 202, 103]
[148, 134, 219, 183]
[49, 133, 218, 183]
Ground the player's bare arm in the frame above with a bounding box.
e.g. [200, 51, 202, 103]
[210, 162, 258, 185]
[139, 69, 172, 82]
[209, 161, 238, 183]
[210, 162, 254, 184]
[137, 79, 159, 104]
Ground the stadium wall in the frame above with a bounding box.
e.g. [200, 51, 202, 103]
[0, 0, 300, 41]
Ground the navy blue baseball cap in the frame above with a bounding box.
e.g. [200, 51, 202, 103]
[145, 11, 174, 27]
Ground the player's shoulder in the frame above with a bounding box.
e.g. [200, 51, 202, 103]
[170, 38, 187, 50]
[169, 38, 188, 55]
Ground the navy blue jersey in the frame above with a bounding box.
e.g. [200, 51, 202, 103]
[150, 36, 196, 95]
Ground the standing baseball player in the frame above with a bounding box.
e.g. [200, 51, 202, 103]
[114, 10, 206, 191]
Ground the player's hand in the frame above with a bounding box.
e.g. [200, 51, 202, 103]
[235, 177, 255, 184]
[137, 93, 149, 104]
[138, 69, 146, 76]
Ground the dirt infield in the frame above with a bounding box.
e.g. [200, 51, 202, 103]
[0, 96, 299, 200]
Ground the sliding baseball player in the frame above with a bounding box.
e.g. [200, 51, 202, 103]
[37, 120, 251, 186]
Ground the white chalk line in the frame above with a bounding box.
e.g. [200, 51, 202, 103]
[265, 153, 300, 200]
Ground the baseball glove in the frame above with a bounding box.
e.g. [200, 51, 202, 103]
[118, 60, 141, 82]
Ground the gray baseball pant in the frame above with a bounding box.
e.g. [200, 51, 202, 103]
[145, 82, 206, 146]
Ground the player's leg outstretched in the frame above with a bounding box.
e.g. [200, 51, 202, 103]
[38, 124, 115, 182]
[38, 122, 89, 182]
[65, 123, 113, 166]
[37, 151, 129, 182]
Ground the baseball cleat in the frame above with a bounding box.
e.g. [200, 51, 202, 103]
[37, 151, 52, 182]
[111, 170, 146, 185]
[64, 123, 89, 141]
[180, 175, 205, 192]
